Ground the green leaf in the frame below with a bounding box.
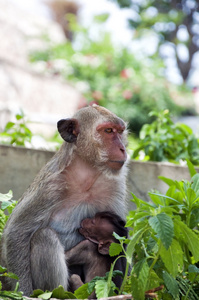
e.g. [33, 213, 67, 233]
[112, 232, 126, 241]
[0, 191, 13, 202]
[4, 122, 15, 130]
[186, 188, 196, 207]
[0, 266, 7, 273]
[149, 192, 182, 205]
[40, 292, 52, 299]
[131, 259, 150, 300]
[127, 211, 150, 224]
[1, 201, 16, 211]
[95, 280, 109, 299]
[190, 208, 199, 229]
[158, 176, 176, 187]
[186, 159, 197, 177]
[163, 271, 179, 299]
[126, 226, 149, 264]
[160, 239, 183, 277]
[149, 213, 174, 250]
[109, 243, 123, 256]
[148, 192, 164, 206]
[31, 289, 45, 297]
[16, 114, 23, 120]
[174, 219, 199, 262]
[188, 264, 199, 274]
[146, 270, 161, 291]
[6, 272, 19, 280]
[51, 285, 76, 299]
[74, 283, 89, 299]
[131, 193, 155, 209]
[94, 13, 110, 23]
[191, 174, 199, 197]
[0, 290, 23, 299]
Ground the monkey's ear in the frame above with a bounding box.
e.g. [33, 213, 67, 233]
[98, 241, 111, 255]
[57, 118, 80, 143]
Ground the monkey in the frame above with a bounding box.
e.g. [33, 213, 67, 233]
[66, 211, 128, 292]
[0, 104, 129, 296]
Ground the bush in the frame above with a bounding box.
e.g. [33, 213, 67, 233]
[29, 15, 191, 135]
[132, 110, 199, 165]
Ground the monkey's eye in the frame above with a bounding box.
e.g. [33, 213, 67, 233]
[118, 130, 124, 134]
[105, 128, 113, 134]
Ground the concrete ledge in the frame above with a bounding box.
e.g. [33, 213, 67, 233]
[128, 160, 199, 203]
[1, 145, 198, 203]
[0, 144, 54, 199]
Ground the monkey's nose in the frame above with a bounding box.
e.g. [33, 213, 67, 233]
[120, 148, 125, 153]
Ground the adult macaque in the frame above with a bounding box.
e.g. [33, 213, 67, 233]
[0, 105, 128, 296]
[67, 211, 128, 292]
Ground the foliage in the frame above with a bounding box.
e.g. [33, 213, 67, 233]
[132, 110, 199, 165]
[0, 266, 22, 300]
[1, 165, 199, 299]
[0, 111, 33, 147]
[122, 164, 199, 299]
[0, 191, 17, 239]
[110, 0, 199, 82]
[29, 14, 190, 135]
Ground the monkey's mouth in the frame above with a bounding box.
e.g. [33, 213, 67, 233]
[108, 160, 125, 170]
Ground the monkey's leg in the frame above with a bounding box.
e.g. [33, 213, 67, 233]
[69, 274, 84, 292]
[30, 228, 69, 292]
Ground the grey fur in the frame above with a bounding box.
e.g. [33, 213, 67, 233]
[0, 105, 129, 296]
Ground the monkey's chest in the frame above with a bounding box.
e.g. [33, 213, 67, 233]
[49, 203, 105, 251]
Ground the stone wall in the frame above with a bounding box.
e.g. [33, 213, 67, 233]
[1, 145, 198, 209]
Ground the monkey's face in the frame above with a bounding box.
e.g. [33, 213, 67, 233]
[79, 215, 115, 244]
[57, 105, 128, 171]
[96, 122, 127, 171]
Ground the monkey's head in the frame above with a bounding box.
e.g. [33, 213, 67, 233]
[57, 105, 128, 172]
[79, 211, 127, 255]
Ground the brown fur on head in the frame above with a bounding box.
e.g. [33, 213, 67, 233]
[57, 105, 128, 171]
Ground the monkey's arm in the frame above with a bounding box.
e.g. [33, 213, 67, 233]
[66, 240, 97, 265]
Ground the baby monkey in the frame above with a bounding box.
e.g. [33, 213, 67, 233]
[66, 212, 128, 292]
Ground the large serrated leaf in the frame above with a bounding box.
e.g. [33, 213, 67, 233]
[163, 271, 179, 299]
[160, 239, 183, 277]
[149, 213, 174, 250]
[174, 219, 199, 262]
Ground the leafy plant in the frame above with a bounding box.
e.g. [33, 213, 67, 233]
[0, 266, 22, 300]
[29, 14, 191, 135]
[0, 111, 33, 147]
[0, 191, 17, 238]
[132, 110, 199, 165]
[120, 162, 199, 299]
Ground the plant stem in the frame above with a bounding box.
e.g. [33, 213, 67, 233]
[149, 242, 162, 273]
[119, 259, 130, 295]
